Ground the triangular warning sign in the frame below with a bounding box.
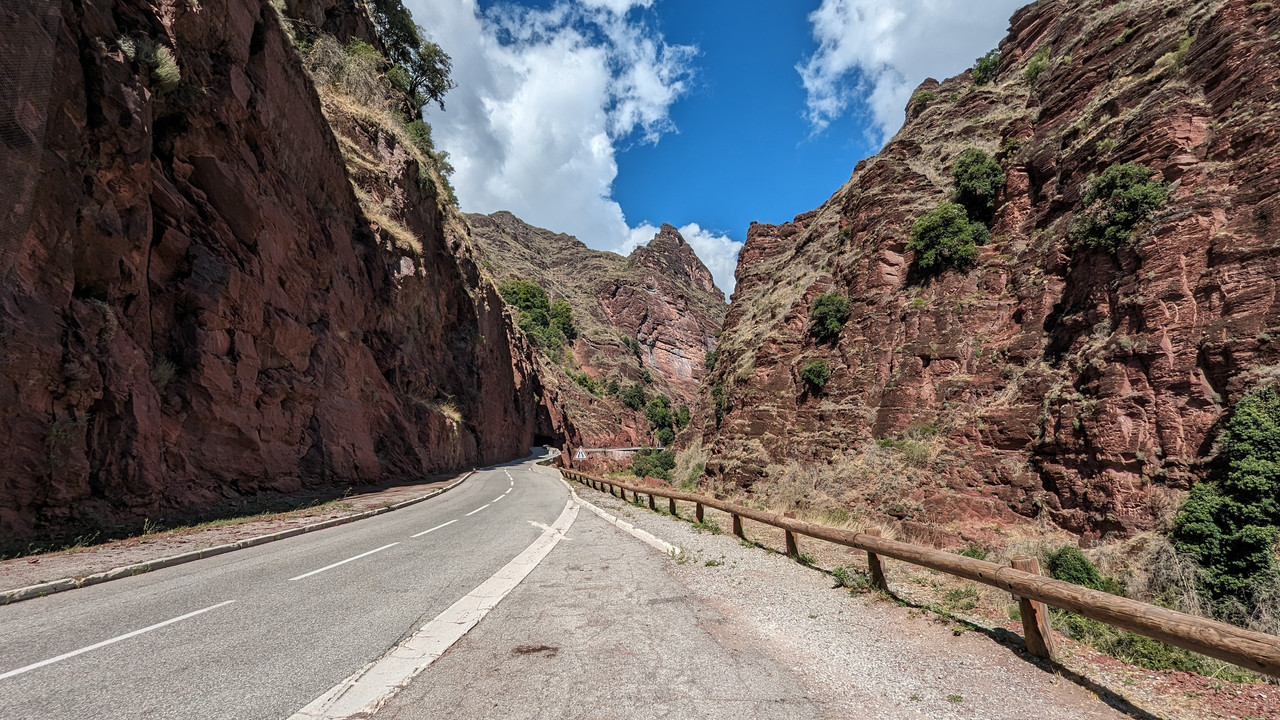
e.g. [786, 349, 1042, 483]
[574, 448, 587, 460]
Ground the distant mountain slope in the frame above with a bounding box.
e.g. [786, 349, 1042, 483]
[468, 211, 727, 448]
[696, 0, 1280, 540]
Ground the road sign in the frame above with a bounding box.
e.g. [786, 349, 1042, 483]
[574, 448, 587, 460]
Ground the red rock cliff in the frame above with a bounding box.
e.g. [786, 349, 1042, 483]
[0, 0, 555, 540]
[701, 0, 1280, 540]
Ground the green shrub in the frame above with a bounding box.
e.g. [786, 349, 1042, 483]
[907, 203, 988, 272]
[606, 378, 620, 396]
[645, 395, 673, 430]
[971, 49, 1000, 84]
[799, 359, 830, 390]
[675, 405, 691, 429]
[1173, 386, 1280, 603]
[621, 382, 646, 411]
[704, 349, 717, 371]
[1070, 162, 1168, 251]
[640, 368, 653, 383]
[549, 299, 577, 340]
[958, 545, 988, 560]
[656, 427, 675, 446]
[367, 0, 455, 113]
[1054, 611, 1249, 678]
[631, 448, 676, 481]
[1023, 46, 1050, 85]
[951, 148, 1005, 221]
[142, 42, 181, 92]
[711, 383, 726, 424]
[808, 293, 850, 345]
[910, 90, 936, 115]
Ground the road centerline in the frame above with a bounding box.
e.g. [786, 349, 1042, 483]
[464, 504, 490, 517]
[410, 519, 457, 538]
[0, 600, 236, 681]
[289, 543, 399, 582]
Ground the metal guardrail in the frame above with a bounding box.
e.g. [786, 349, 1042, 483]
[561, 468, 1280, 678]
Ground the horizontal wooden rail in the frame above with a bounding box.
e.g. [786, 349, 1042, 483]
[561, 468, 1280, 678]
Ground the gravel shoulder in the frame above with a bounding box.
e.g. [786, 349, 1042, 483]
[0, 472, 468, 593]
[570, 479, 1280, 720]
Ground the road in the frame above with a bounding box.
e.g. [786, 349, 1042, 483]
[0, 456, 568, 720]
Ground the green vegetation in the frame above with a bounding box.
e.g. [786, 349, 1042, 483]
[621, 381, 646, 411]
[1023, 46, 1050, 85]
[675, 405, 691, 430]
[971, 49, 1000, 85]
[1046, 545, 1125, 595]
[568, 370, 600, 396]
[498, 280, 577, 356]
[142, 43, 181, 92]
[910, 90, 936, 115]
[951, 148, 1005, 222]
[877, 424, 937, 469]
[630, 448, 676, 481]
[640, 368, 653, 383]
[907, 203, 988, 272]
[150, 357, 176, 393]
[799, 359, 830, 391]
[711, 383, 727, 424]
[1173, 386, 1280, 604]
[808, 293, 850, 345]
[646, 395, 673, 430]
[1070, 162, 1168, 251]
[367, 0, 455, 114]
[704, 349, 717, 371]
[957, 545, 988, 560]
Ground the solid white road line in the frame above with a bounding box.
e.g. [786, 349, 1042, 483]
[504, 487, 512, 495]
[464, 504, 489, 517]
[411, 519, 457, 538]
[0, 600, 236, 681]
[289, 497, 580, 719]
[289, 543, 399, 582]
[493, 494, 504, 503]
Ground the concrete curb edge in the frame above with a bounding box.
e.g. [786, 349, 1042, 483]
[1, 470, 476, 606]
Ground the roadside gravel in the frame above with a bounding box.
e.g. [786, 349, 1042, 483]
[566, 480, 1127, 720]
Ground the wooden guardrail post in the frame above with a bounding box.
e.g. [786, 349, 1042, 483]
[669, 497, 678, 517]
[695, 503, 704, 523]
[1011, 556, 1055, 660]
[864, 528, 888, 592]
[785, 530, 799, 558]
[732, 513, 743, 538]
[648, 493, 656, 511]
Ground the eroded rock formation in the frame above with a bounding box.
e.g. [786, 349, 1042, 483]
[700, 0, 1280, 540]
[0, 0, 556, 540]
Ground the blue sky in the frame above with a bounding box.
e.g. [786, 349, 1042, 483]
[406, 0, 1025, 294]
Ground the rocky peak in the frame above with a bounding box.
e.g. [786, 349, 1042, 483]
[630, 224, 721, 299]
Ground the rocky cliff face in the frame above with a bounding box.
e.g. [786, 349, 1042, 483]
[468, 212, 726, 449]
[0, 0, 554, 540]
[700, 0, 1280, 541]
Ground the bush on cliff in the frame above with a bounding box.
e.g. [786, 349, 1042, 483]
[622, 382, 646, 411]
[799, 359, 830, 391]
[368, 0, 455, 114]
[907, 203, 988, 272]
[1070, 162, 1168, 251]
[498, 280, 576, 355]
[1172, 386, 1280, 606]
[971, 49, 1000, 85]
[808, 293, 850, 345]
[951, 148, 1005, 222]
[631, 448, 676, 481]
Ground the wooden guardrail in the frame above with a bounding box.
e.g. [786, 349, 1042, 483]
[560, 468, 1280, 679]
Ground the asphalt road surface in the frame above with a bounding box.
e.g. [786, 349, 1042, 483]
[0, 456, 567, 720]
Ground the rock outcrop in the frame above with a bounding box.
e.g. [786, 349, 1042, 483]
[700, 0, 1280, 540]
[468, 212, 726, 449]
[0, 0, 555, 541]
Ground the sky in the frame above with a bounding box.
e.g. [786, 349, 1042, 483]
[404, 0, 1026, 294]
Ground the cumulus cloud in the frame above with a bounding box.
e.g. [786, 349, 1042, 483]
[405, 0, 742, 292]
[797, 0, 1026, 144]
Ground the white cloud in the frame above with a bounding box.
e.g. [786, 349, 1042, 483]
[797, 0, 1026, 144]
[405, 0, 742, 292]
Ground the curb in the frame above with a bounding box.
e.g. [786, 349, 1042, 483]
[1, 470, 476, 606]
[557, 477, 681, 557]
